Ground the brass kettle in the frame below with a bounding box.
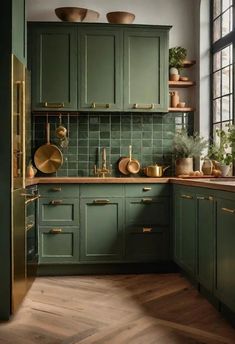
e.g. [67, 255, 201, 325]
[143, 164, 170, 177]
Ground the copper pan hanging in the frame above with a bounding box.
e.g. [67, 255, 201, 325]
[34, 121, 63, 173]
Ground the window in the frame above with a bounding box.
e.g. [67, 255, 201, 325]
[211, 0, 234, 140]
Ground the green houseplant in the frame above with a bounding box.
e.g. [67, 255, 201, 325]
[169, 47, 187, 80]
[207, 124, 235, 176]
[172, 130, 208, 176]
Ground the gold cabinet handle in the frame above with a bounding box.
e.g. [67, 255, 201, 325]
[133, 103, 154, 110]
[221, 207, 235, 214]
[51, 187, 62, 192]
[143, 227, 153, 233]
[181, 194, 193, 199]
[93, 199, 110, 204]
[91, 102, 111, 109]
[26, 222, 34, 231]
[50, 228, 63, 234]
[197, 196, 214, 201]
[43, 102, 65, 108]
[50, 200, 63, 205]
[142, 198, 153, 204]
[143, 187, 152, 191]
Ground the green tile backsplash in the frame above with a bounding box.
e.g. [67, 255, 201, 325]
[32, 112, 193, 177]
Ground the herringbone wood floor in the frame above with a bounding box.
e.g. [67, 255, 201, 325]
[0, 273, 235, 343]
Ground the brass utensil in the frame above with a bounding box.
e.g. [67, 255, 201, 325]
[34, 122, 63, 173]
[118, 157, 130, 175]
[143, 164, 170, 177]
[127, 145, 140, 174]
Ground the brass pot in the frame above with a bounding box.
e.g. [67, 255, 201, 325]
[143, 164, 170, 177]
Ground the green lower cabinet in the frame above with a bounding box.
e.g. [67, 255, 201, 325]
[125, 197, 169, 261]
[174, 187, 196, 275]
[196, 193, 215, 292]
[39, 227, 79, 263]
[216, 197, 235, 312]
[80, 198, 124, 262]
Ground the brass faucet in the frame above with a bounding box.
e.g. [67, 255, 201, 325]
[93, 147, 111, 178]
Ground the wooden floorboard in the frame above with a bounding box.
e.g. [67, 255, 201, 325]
[0, 273, 235, 343]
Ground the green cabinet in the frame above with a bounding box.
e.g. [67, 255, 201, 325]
[125, 196, 169, 262]
[12, 0, 26, 64]
[174, 186, 196, 275]
[196, 192, 215, 292]
[29, 24, 77, 111]
[80, 197, 124, 262]
[79, 27, 123, 111]
[28, 23, 170, 112]
[216, 196, 235, 312]
[124, 29, 169, 112]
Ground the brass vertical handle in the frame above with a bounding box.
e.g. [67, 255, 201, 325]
[44, 102, 65, 108]
[143, 227, 153, 233]
[50, 228, 63, 234]
[50, 200, 63, 205]
[221, 207, 235, 214]
[133, 103, 154, 110]
[143, 187, 152, 191]
[91, 102, 111, 109]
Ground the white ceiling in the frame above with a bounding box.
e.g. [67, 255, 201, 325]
[26, 0, 176, 24]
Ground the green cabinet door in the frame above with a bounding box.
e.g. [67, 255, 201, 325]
[174, 187, 196, 275]
[216, 197, 235, 312]
[29, 24, 77, 111]
[12, 0, 26, 64]
[80, 198, 124, 262]
[79, 28, 122, 111]
[124, 28, 169, 112]
[196, 193, 215, 292]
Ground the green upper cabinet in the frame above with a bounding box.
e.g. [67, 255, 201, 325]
[29, 24, 77, 111]
[174, 186, 196, 275]
[79, 27, 123, 111]
[12, 0, 26, 64]
[80, 197, 124, 262]
[196, 192, 215, 292]
[123, 28, 169, 112]
[216, 195, 235, 312]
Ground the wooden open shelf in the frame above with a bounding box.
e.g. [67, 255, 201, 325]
[168, 107, 194, 112]
[169, 81, 195, 88]
[183, 60, 196, 68]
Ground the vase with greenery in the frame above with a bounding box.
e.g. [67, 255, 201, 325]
[172, 130, 208, 176]
[207, 124, 235, 176]
[169, 47, 187, 81]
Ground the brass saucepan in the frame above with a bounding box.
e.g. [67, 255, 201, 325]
[34, 122, 63, 173]
[143, 164, 170, 177]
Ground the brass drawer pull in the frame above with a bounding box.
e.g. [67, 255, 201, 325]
[142, 198, 153, 204]
[143, 187, 152, 191]
[143, 227, 153, 233]
[181, 194, 193, 199]
[197, 196, 214, 201]
[222, 207, 235, 214]
[50, 200, 63, 205]
[26, 222, 34, 231]
[133, 103, 154, 110]
[43, 102, 65, 108]
[50, 228, 62, 234]
[93, 199, 110, 204]
[91, 102, 111, 109]
[51, 187, 62, 192]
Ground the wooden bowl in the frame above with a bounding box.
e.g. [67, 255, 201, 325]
[106, 11, 135, 24]
[55, 7, 99, 22]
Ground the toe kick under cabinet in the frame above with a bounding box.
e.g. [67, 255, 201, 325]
[37, 183, 170, 265]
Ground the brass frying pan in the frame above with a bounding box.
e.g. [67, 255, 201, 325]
[34, 122, 63, 173]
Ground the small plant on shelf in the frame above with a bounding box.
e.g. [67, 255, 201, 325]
[169, 47, 187, 81]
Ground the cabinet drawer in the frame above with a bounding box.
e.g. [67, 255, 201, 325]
[80, 184, 124, 197]
[125, 226, 169, 262]
[39, 198, 79, 226]
[126, 197, 169, 226]
[39, 227, 79, 263]
[39, 184, 79, 198]
[125, 184, 169, 197]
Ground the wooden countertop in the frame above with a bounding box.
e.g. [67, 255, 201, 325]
[25, 176, 235, 192]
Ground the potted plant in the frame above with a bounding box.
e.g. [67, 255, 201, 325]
[207, 124, 235, 176]
[169, 47, 187, 81]
[172, 130, 208, 176]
